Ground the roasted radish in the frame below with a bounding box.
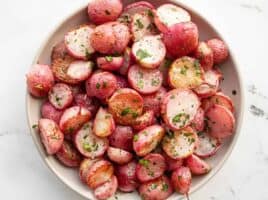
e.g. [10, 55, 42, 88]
[74, 122, 108, 158]
[41, 101, 63, 124]
[132, 35, 166, 69]
[207, 38, 229, 64]
[193, 41, 214, 71]
[107, 147, 133, 164]
[94, 175, 118, 200]
[171, 166, 191, 195]
[38, 118, 64, 155]
[93, 107, 115, 137]
[97, 56, 124, 71]
[67, 60, 94, 81]
[132, 110, 154, 131]
[186, 154, 211, 175]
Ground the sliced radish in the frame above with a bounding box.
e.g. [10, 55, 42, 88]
[48, 83, 73, 110]
[131, 11, 157, 42]
[194, 68, 222, 98]
[65, 25, 95, 60]
[161, 89, 200, 130]
[128, 64, 163, 94]
[94, 175, 118, 200]
[119, 47, 133, 76]
[162, 127, 198, 159]
[133, 125, 164, 156]
[41, 101, 63, 124]
[108, 88, 143, 125]
[132, 110, 154, 131]
[154, 4, 191, 32]
[191, 107, 205, 132]
[87, 160, 114, 189]
[115, 75, 129, 89]
[74, 122, 109, 159]
[136, 153, 166, 182]
[194, 131, 221, 158]
[171, 166, 191, 195]
[67, 60, 93, 81]
[107, 147, 133, 164]
[97, 56, 124, 71]
[202, 92, 234, 113]
[93, 107, 115, 138]
[186, 154, 211, 175]
[132, 35, 166, 69]
[118, 1, 154, 26]
[163, 153, 183, 171]
[168, 56, 204, 89]
[205, 104, 235, 139]
[74, 93, 100, 117]
[38, 118, 64, 155]
[193, 41, 214, 71]
[79, 158, 101, 184]
[56, 140, 82, 167]
[59, 106, 91, 134]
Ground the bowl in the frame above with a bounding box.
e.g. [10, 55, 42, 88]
[26, 0, 244, 199]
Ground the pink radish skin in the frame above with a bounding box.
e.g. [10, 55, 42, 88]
[207, 38, 229, 64]
[26, 64, 54, 98]
[119, 47, 133, 76]
[74, 122, 108, 159]
[193, 41, 214, 71]
[163, 22, 199, 58]
[191, 107, 205, 132]
[161, 89, 200, 130]
[194, 131, 221, 158]
[133, 125, 164, 156]
[139, 176, 173, 200]
[41, 101, 63, 124]
[93, 107, 115, 137]
[108, 125, 134, 151]
[163, 152, 183, 171]
[87, 0, 123, 25]
[79, 158, 101, 184]
[94, 175, 118, 200]
[59, 106, 91, 134]
[56, 140, 82, 167]
[97, 56, 124, 71]
[107, 147, 133, 164]
[48, 83, 73, 110]
[136, 153, 166, 182]
[86, 160, 114, 189]
[67, 60, 94, 81]
[115, 160, 138, 192]
[205, 104, 235, 139]
[132, 35, 166, 69]
[202, 92, 234, 113]
[132, 110, 154, 131]
[171, 166, 192, 195]
[38, 118, 64, 155]
[143, 87, 167, 117]
[159, 59, 172, 87]
[74, 93, 100, 117]
[65, 25, 95, 60]
[186, 154, 211, 175]
[128, 64, 163, 94]
[154, 4, 191, 33]
[115, 75, 129, 89]
[86, 71, 117, 100]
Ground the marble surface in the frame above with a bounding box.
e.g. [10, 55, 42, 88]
[0, 0, 267, 199]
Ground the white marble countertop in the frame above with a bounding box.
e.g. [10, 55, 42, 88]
[0, 0, 267, 199]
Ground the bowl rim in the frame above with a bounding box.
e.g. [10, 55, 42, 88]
[26, 1, 245, 199]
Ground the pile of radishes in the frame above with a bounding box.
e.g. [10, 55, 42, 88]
[26, 1, 235, 199]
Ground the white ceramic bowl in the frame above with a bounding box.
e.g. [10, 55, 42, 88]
[26, 1, 244, 199]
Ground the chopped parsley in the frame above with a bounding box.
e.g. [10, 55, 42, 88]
[105, 115, 111, 119]
[67, 127, 74, 134]
[163, 59, 172, 68]
[150, 183, 157, 190]
[119, 14, 131, 24]
[96, 82, 101, 89]
[147, 10, 154, 18]
[50, 135, 60, 140]
[32, 124, 38, 129]
[172, 113, 190, 126]
[131, 112, 139, 118]
[137, 79, 144, 89]
[170, 95, 175, 99]
[136, 49, 152, 60]
[102, 81, 107, 88]
[83, 142, 98, 152]
[180, 65, 189, 75]
[85, 50, 91, 60]
[146, 23, 157, 32]
[133, 134, 139, 142]
[105, 56, 113, 62]
[135, 19, 144, 29]
[162, 183, 169, 191]
[194, 60, 201, 76]
[166, 129, 174, 138]
[151, 78, 160, 86]
[105, 10, 111, 15]
[121, 107, 131, 116]
[139, 159, 149, 168]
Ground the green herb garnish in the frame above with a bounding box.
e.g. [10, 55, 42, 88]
[162, 183, 169, 191]
[139, 159, 149, 168]
[135, 19, 144, 29]
[133, 134, 139, 142]
[32, 124, 38, 129]
[96, 83, 101, 89]
[121, 107, 131, 116]
[105, 56, 113, 62]
[136, 49, 152, 60]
